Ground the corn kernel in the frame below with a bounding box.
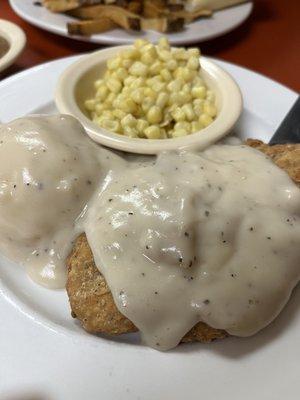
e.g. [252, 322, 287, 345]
[107, 56, 121, 70]
[123, 126, 139, 137]
[188, 48, 200, 58]
[191, 86, 206, 99]
[160, 68, 172, 82]
[130, 77, 145, 89]
[113, 109, 126, 119]
[144, 87, 157, 99]
[99, 119, 121, 133]
[168, 92, 180, 106]
[158, 37, 170, 50]
[121, 58, 133, 69]
[166, 59, 177, 71]
[130, 88, 144, 104]
[147, 106, 163, 124]
[156, 92, 169, 108]
[134, 38, 148, 49]
[121, 114, 136, 128]
[171, 107, 186, 122]
[174, 121, 190, 133]
[119, 98, 137, 113]
[96, 85, 109, 101]
[172, 128, 188, 138]
[95, 103, 105, 115]
[122, 48, 140, 59]
[181, 67, 195, 82]
[158, 50, 171, 62]
[84, 99, 96, 111]
[129, 61, 148, 77]
[191, 121, 203, 132]
[115, 67, 128, 81]
[182, 104, 195, 121]
[144, 125, 161, 139]
[187, 56, 199, 70]
[151, 81, 166, 93]
[167, 79, 183, 92]
[123, 76, 135, 86]
[199, 114, 213, 127]
[141, 52, 155, 65]
[203, 103, 217, 117]
[142, 97, 155, 113]
[106, 78, 122, 94]
[141, 43, 157, 58]
[136, 119, 149, 133]
[177, 91, 192, 105]
[173, 48, 187, 60]
[106, 92, 117, 104]
[149, 61, 162, 75]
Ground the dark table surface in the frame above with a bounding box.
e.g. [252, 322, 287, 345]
[1, 0, 300, 92]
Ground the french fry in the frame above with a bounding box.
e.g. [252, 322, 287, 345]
[69, 5, 141, 30]
[68, 17, 116, 35]
[143, 2, 169, 18]
[185, 0, 249, 13]
[127, 1, 143, 14]
[42, 0, 103, 12]
[173, 8, 212, 23]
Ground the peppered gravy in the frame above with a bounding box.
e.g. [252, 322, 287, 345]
[85, 145, 300, 350]
[0, 115, 299, 350]
[0, 115, 123, 288]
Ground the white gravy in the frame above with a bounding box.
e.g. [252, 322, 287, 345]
[85, 146, 300, 350]
[0, 115, 299, 351]
[0, 115, 123, 288]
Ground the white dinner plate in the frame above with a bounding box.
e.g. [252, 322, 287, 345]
[0, 56, 299, 400]
[9, 0, 253, 45]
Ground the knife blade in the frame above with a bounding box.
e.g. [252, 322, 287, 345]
[269, 96, 300, 144]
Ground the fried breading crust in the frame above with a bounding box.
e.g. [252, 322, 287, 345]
[246, 140, 300, 185]
[67, 141, 300, 343]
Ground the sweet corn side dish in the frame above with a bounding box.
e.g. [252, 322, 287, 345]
[84, 38, 217, 139]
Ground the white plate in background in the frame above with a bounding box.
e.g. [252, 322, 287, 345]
[10, 0, 253, 45]
[0, 56, 299, 400]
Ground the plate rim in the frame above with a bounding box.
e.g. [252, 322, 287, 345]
[9, 0, 253, 45]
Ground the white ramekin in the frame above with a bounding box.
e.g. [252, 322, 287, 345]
[0, 19, 26, 73]
[55, 46, 242, 155]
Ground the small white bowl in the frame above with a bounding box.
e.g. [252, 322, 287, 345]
[0, 19, 26, 73]
[55, 46, 242, 155]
